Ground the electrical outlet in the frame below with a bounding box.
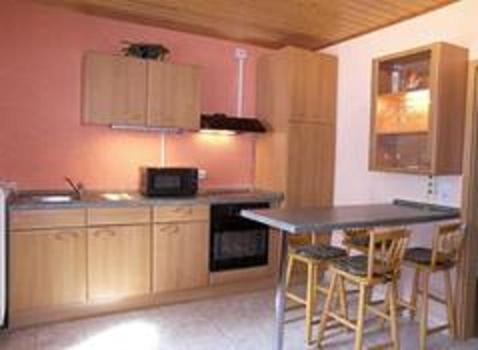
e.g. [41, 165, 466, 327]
[437, 181, 453, 204]
[234, 47, 248, 60]
[198, 169, 207, 180]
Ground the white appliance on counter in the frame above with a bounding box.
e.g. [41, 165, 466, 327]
[0, 187, 6, 327]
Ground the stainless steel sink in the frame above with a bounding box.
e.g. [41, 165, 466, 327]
[15, 191, 80, 204]
[35, 195, 75, 203]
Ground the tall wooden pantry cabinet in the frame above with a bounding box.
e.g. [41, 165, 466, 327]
[255, 46, 337, 243]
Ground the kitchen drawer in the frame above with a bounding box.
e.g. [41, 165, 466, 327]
[87, 207, 151, 226]
[10, 209, 86, 231]
[153, 205, 209, 223]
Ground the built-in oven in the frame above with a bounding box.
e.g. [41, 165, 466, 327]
[209, 202, 270, 272]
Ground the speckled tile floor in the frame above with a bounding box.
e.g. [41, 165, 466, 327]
[0, 289, 477, 350]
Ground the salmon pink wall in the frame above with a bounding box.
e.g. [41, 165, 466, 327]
[0, 0, 269, 190]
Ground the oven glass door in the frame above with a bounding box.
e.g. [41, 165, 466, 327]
[210, 228, 268, 271]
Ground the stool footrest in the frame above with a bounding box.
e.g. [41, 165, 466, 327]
[286, 292, 306, 305]
[417, 290, 447, 305]
[427, 324, 450, 335]
[328, 311, 356, 331]
[368, 341, 395, 350]
[367, 305, 391, 321]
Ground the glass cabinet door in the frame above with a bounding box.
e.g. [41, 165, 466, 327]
[372, 50, 433, 173]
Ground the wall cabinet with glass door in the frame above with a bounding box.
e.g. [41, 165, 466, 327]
[370, 42, 468, 175]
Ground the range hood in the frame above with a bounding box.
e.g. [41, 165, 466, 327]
[200, 113, 266, 134]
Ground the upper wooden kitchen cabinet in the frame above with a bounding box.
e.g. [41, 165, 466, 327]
[256, 46, 337, 129]
[83, 52, 201, 130]
[83, 52, 148, 126]
[370, 42, 468, 175]
[148, 62, 201, 130]
[255, 47, 337, 209]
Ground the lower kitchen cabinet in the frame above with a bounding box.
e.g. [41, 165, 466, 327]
[153, 222, 209, 293]
[10, 228, 87, 312]
[87, 225, 151, 301]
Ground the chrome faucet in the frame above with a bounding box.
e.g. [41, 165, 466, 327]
[64, 177, 84, 199]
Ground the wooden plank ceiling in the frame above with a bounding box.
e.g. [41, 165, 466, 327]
[36, 0, 457, 49]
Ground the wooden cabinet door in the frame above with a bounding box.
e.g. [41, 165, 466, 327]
[153, 221, 208, 293]
[10, 229, 86, 312]
[289, 48, 337, 124]
[87, 225, 151, 301]
[286, 122, 336, 208]
[148, 62, 201, 130]
[83, 52, 147, 125]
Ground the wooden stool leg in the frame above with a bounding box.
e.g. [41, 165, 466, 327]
[285, 255, 294, 287]
[337, 275, 348, 321]
[389, 280, 400, 350]
[410, 268, 420, 320]
[419, 271, 430, 350]
[317, 272, 338, 348]
[379, 284, 390, 329]
[367, 285, 374, 303]
[444, 269, 456, 338]
[305, 262, 318, 345]
[354, 283, 367, 350]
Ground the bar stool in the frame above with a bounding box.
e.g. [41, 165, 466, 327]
[342, 228, 372, 254]
[400, 222, 464, 350]
[285, 234, 348, 345]
[317, 228, 411, 350]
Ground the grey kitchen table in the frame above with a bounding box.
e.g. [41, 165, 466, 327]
[240, 199, 460, 350]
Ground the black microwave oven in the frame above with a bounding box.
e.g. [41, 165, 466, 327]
[141, 167, 199, 197]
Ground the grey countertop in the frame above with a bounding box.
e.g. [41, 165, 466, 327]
[241, 199, 460, 234]
[8, 188, 284, 211]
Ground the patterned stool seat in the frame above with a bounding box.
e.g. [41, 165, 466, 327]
[292, 244, 347, 260]
[404, 247, 455, 269]
[332, 255, 392, 278]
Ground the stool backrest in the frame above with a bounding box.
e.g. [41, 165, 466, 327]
[432, 222, 464, 269]
[367, 228, 411, 280]
[342, 228, 371, 241]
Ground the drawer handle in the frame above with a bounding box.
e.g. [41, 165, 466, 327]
[93, 228, 116, 238]
[54, 231, 80, 240]
[173, 207, 193, 215]
[159, 225, 179, 234]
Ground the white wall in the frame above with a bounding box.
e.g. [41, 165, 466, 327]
[323, 0, 477, 208]
[322, 0, 477, 320]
